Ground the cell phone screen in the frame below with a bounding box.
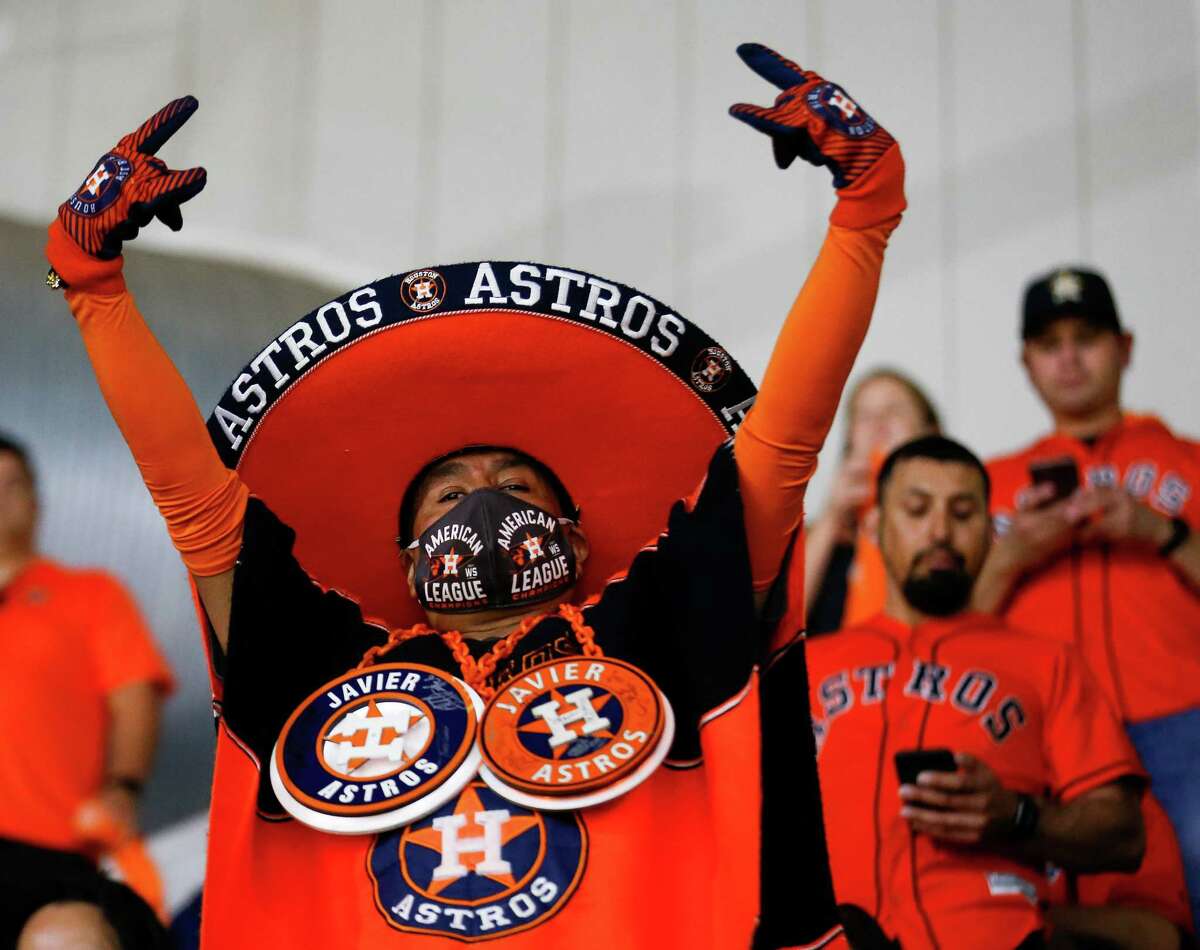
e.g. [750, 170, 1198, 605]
[893, 748, 957, 786]
[1029, 456, 1080, 505]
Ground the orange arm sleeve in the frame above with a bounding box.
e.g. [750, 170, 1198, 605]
[64, 286, 247, 576]
[735, 147, 904, 591]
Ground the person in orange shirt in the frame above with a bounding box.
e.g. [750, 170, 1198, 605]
[974, 267, 1200, 925]
[1046, 792, 1193, 950]
[805, 368, 941, 634]
[810, 434, 1146, 949]
[41, 46, 903, 948]
[0, 434, 174, 948]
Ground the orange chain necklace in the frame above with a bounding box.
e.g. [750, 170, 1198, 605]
[356, 603, 603, 701]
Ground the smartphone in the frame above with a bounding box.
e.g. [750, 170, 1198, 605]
[894, 748, 957, 786]
[1029, 456, 1080, 506]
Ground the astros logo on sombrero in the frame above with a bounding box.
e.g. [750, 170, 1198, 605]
[369, 781, 586, 939]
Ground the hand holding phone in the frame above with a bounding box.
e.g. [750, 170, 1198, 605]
[894, 748, 957, 786]
[1028, 456, 1080, 507]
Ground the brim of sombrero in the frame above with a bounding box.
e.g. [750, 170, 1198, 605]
[206, 261, 756, 629]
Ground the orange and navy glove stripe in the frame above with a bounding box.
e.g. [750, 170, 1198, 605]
[729, 43, 896, 191]
[56, 96, 207, 262]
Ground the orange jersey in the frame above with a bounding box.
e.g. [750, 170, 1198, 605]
[808, 611, 1144, 950]
[988, 414, 1200, 722]
[198, 447, 841, 948]
[0, 559, 173, 852]
[1046, 793, 1193, 936]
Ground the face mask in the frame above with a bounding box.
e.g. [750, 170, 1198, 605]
[410, 489, 578, 614]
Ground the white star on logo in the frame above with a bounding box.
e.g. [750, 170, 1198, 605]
[828, 90, 859, 120]
[1050, 271, 1084, 305]
[84, 166, 110, 197]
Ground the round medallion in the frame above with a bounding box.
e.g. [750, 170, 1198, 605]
[690, 346, 733, 393]
[270, 663, 483, 834]
[368, 780, 587, 938]
[400, 268, 447, 312]
[478, 656, 674, 810]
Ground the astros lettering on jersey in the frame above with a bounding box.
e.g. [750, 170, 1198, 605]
[988, 413, 1200, 722]
[808, 611, 1144, 949]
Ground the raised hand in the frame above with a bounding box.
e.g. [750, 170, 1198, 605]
[57, 96, 206, 260]
[1000, 485, 1083, 570]
[826, 455, 874, 531]
[730, 43, 895, 190]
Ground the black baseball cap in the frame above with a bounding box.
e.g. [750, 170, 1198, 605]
[1021, 266, 1123, 340]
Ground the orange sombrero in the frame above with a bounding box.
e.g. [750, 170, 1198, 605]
[206, 262, 756, 629]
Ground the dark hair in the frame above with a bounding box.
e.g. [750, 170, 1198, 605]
[0, 432, 35, 486]
[876, 434, 990, 504]
[844, 368, 941, 455]
[397, 445, 578, 547]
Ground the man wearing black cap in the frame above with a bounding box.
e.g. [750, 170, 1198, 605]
[975, 265, 1200, 925]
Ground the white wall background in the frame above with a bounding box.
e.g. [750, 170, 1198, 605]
[4, 1, 1198, 474]
[4, 0, 1195, 475]
[1, 0, 1198, 827]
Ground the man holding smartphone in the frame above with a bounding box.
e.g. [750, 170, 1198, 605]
[809, 435, 1146, 948]
[975, 267, 1200, 925]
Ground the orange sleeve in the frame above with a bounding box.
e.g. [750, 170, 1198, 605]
[85, 572, 175, 695]
[64, 283, 247, 576]
[735, 147, 904, 591]
[1045, 645, 1146, 801]
[1075, 794, 1195, 933]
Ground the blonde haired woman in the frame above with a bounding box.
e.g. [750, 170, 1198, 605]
[805, 368, 940, 634]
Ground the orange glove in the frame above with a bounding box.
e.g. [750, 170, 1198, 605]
[730, 43, 895, 186]
[729, 43, 904, 229]
[47, 96, 206, 292]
